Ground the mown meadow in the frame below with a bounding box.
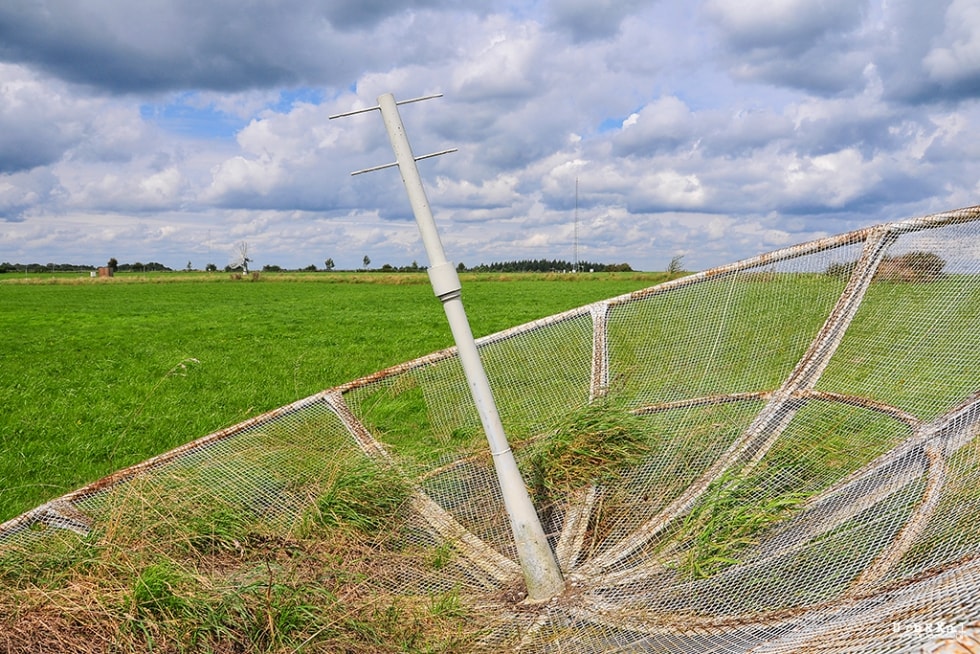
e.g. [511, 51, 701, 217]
[0, 271, 666, 523]
[3, 265, 980, 652]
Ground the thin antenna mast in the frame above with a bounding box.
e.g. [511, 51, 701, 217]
[329, 94, 565, 602]
[573, 177, 579, 273]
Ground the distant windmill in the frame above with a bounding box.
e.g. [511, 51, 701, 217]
[233, 241, 252, 273]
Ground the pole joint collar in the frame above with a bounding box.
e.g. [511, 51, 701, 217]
[428, 261, 462, 301]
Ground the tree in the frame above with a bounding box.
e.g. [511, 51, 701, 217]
[825, 260, 857, 279]
[206, 263, 217, 272]
[185, 261, 193, 272]
[876, 251, 946, 282]
[324, 258, 335, 271]
[362, 255, 371, 270]
[826, 251, 946, 283]
[107, 257, 118, 273]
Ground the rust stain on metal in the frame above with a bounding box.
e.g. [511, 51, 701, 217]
[786, 226, 896, 392]
[323, 389, 520, 588]
[333, 308, 594, 396]
[801, 389, 922, 428]
[613, 226, 874, 305]
[590, 303, 610, 402]
[925, 625, 980, 654]
[1, 389, 338, 536]
[323, 390, 391, 460]
[577, 554, 980, 638]
[331, 344, 461, 394]
[614, 204, 980, 307]
[851, 442, 946, 591]
[631, 391, 771, 415]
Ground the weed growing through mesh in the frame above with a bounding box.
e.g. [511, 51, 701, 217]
[0, 457, 488, 652]
[303, 457, 412, 536]
[672, 469, 809, 579]
[526, 398, 653, 508]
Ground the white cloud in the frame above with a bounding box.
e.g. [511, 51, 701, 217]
[628, 169, 707, 211]
[206, 155, 282, 200]
[923, 0, 980, 86]
[614, 96, 695, 154]
[1, 1, 980, 274]
[138, 168, 184, 205]
[0, 64, 103, 173]
[451, 22, 542, 101]
[783, 148, 878, 207]
[703, 0, 866, 50]
[431, 174, 521, 208]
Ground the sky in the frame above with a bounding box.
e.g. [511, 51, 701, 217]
[2, 0, 980, 273]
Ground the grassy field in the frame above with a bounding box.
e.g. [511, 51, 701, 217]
[0, 270, 666, 522]
[3, 269, 980, 652]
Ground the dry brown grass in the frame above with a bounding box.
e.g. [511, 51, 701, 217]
[0, 459, 493, 653]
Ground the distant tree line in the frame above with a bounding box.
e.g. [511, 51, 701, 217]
[0, 261, 173, 273]
[115, 261, 173, 272]
[2, 257, 634, 275]
[227, 259, 634, 273]
[0, 262, 96, 273]
[256, 261, 426, 273]
[459, 259, 633, 273]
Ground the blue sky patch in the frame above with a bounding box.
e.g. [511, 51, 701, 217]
[139, 100, 246, 140]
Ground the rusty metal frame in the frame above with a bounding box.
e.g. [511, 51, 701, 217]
[6, 204, 980, 632]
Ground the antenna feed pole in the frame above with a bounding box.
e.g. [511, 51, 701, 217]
[334, 92, 565, 601]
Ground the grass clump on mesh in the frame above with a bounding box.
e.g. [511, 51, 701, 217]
[303, 457, 412, 536]
[672, 469, 809, 580]
[0, 455, 486, 653]
[525, 398, 653, 504]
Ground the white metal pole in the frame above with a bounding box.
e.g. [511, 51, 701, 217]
[376, 93, 564, 601]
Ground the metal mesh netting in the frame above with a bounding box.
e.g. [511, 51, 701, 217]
[4, 206, 980, 652]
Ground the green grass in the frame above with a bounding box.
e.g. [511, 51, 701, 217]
[818, 276, 980, 419]
[305, 457, 411, 535]
[525, 398, 654, 503]
[0, 271, 664, 522]
[0, 432, 491, 653]
[609, 274, 846, 403]
[3, 268, 980, 648]
[672, 468, 810, 579]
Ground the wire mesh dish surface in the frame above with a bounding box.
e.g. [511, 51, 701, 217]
[4, 206, 980, 652]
